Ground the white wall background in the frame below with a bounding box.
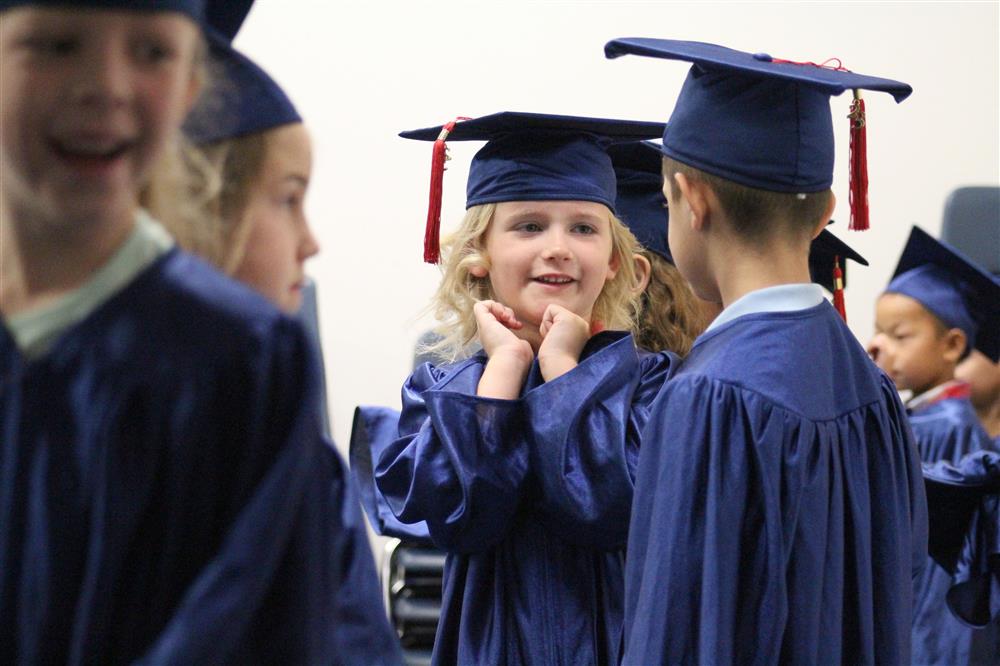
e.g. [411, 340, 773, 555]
[232, 0, 1000, 456]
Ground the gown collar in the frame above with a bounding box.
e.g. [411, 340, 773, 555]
[706, 283, 825, 332]
[907, 379, 971, 413]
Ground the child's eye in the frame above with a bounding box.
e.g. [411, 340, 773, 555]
[133, 39, 175, 65]
[25, 35, 79, 57]
[571, 223, 597, 235]
[515, 222, 543, 233]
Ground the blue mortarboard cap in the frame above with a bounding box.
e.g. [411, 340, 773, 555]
[203, 0, 253, 41]
[809, 222, 868, 293]
[608, 140, 671, 262]
[0, 0, 204, 20]
[604, 38, 911, 200]
[183, 32, 301, 145]
[885, 226, 1000, 361]
[401, 112, 665, 263]
[401, 112, 665, 211]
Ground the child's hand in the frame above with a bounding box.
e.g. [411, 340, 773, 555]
[537, 304, 590, 381]
[474, 300, 529, 357]
[475, 300, 533, 399]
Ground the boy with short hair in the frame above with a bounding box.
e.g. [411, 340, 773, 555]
[869, 225, 1000, 665]
[605, 39, 928, 664]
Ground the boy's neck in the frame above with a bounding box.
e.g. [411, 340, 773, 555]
[710, 233, 813, 309]
[0, 203, 136, 317]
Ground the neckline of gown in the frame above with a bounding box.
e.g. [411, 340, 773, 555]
[0, 247, 181, 372]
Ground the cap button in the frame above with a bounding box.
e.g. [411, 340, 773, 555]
[752, 52, 773, 62]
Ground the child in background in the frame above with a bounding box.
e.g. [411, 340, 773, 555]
[370, 112, 675, 665]
[0, 1, 399, 662]
[868, 225, 1000, 665]
[179, 11, 319, 314]
[958, 352, 1000, 446]
[605, 38, 927, 664]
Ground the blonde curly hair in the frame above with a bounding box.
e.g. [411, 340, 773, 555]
[425, 202, 643, 362]
[634, 250, 704, 356]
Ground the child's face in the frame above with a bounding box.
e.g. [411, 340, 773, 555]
[0, 7, 201, 226]
[479, 200, 618, 329]
[869, 292, 958, 395]
[232, 123, 318, 314]
[955, 350, 1000, 412]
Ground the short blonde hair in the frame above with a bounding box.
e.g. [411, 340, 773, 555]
[426, 202, 643, 362]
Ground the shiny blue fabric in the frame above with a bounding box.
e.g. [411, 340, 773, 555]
[909, 397, 998, 665]
[624, 302, 928, 665]
[350, 405, 431, 543]
[372, 331, 675, 665]
[0, 249, 401, 665]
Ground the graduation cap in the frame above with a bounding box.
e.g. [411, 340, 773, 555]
[604, 38, 913, 231]
[0, 0, 204, 19]
[608, 140, 671, 263]
[400, 112, 665, 263]
[183, 33, 300, 145]
[885, 226, 1000, 362]
[203, 0, 253, 42]
[809, 223, 868, 321]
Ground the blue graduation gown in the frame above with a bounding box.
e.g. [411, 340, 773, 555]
[350, 405, 432, 544]
[0, 249, 401, 665]
[371, 331, 675, 665]
[624, 302, 928, 665]
[909, 395, 998, 665]
[923, 449, 1000, 665]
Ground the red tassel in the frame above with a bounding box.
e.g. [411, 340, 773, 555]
[848, 91, 869, 231]
[832, 255, 847, 322]
[423, 117, 469, 264]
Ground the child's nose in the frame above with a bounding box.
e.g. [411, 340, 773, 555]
[299, 225, 320, 261]
[541, 231, 572, 261]
[867, 335, 884, 363]
[73, 43, 132, 109]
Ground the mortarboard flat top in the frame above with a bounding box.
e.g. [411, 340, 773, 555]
[184, 32, 301, 145]
[400, 112, 665, 211]
[603, 38, 911, 194]
[604, 39, 912, 101]
[886, 226, 1000, 362]
[608, 140, 671, 262]
[0, 0, 204, 19]
[809, 223, 868, 293]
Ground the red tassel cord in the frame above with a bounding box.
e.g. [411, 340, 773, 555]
[848, 91, 869, 231]
[424, 117, 470, 264]
[832, 255, 847, 322]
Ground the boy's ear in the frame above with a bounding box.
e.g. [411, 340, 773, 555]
[942, 328, 968, 364]
[631, 254, 652, 295]
[811, 191, 838, 239]
[674, 172, 709, 231]
[469, 265, 489, 278]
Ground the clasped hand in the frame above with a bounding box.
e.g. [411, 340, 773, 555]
[473, 301, 589, 399]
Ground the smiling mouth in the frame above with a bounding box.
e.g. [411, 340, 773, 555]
[533, 275, 575, 285]
[50, 137, 132, 170]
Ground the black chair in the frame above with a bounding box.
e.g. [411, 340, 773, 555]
[940, 186, 1000, 275]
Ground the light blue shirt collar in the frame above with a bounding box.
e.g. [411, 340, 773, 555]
[706, 283, 826, 332]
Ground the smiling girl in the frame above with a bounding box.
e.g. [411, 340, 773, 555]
[359, 112, 676, 665]
[0, 1, 397, 662]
